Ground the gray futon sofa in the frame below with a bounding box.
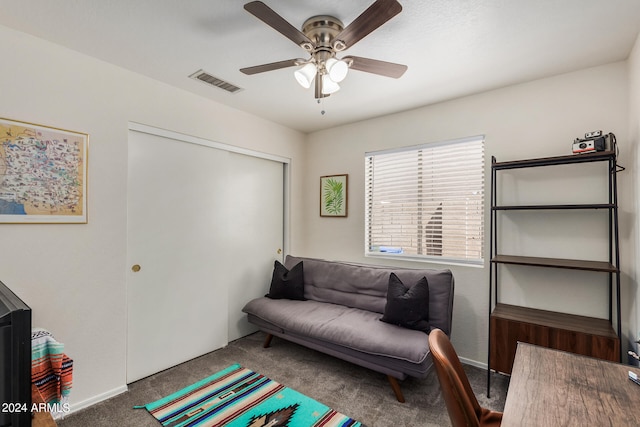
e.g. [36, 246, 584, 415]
[241, 255, 455, 402]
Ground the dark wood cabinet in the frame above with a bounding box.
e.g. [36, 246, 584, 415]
[490, 303, 619, 374]
[487, 149, 621, 395]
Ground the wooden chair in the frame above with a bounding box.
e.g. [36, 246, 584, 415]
[429, 329, 502, 427]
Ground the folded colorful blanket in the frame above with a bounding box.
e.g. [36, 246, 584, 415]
[31, 328, 73, 407]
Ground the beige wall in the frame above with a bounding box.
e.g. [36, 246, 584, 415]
[304, 61, 633, 366]
[0, 26, 306, 409]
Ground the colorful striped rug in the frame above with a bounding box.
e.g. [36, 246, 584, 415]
[135, 363, 364, 427]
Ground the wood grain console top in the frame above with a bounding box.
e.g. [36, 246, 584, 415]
[502, 343, 640, 426]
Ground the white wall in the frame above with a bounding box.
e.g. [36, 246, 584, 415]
[629, 33, 640, 355]
[0, 25, 306, 409]
[304, 62, 633, 365]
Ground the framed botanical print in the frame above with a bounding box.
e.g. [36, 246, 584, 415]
[320, 174, 347, 217]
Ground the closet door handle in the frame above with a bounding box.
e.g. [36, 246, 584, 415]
[131, 264, 141, 272]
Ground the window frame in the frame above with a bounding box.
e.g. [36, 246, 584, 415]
[364, 135, 485, 267]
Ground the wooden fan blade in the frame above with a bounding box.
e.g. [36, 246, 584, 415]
[333, 0, 402, 51]
[344, 56, 407, 78]
[244, 1, 314, 50]
[240, 59, 299, 75]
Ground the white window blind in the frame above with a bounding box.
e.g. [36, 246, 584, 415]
[365, 136, 484, 264]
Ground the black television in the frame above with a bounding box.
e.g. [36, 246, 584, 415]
[0, 280, 31, 427]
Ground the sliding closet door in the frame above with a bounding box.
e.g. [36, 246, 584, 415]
[126, 129, 285, 383]
[126, 130, 230, 383]
[226, 152, 283, 341]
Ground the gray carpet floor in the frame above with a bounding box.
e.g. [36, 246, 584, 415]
[57, 331, 509, 427]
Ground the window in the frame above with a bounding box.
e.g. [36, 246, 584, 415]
[365, 135, 484, 265]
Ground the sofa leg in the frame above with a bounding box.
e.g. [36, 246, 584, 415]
[387, 375, 405, 403]
[263, 333, 274, 348]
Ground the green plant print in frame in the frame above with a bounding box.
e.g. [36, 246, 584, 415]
[320, 174, 348, 217]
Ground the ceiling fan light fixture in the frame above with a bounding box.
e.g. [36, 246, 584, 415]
[294, 63, 316, 88]
[325, 58, 349, 83]
[321, 74, 340, 95]
[241, 1, 407, 100]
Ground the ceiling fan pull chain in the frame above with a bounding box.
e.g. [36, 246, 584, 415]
[317, 98, 326, 116]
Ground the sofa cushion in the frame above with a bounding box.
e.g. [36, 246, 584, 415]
[242, 297, 431, 364]
[381, 273, 430, 333]
[284, 256, 454, 335]
[266, 260, 305, 300]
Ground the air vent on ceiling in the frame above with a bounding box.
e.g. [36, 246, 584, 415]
[189, 69, 243, 94]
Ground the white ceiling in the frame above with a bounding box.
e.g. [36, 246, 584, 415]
[1, 0, 639, 133]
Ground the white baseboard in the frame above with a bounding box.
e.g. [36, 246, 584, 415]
[459, 356, 488, 370]
[62, 385, 128, 417]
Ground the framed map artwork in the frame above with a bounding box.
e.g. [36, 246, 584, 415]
[0, 118, 88, 223]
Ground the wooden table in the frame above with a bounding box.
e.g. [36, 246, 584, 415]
[503, 342, 640, 426]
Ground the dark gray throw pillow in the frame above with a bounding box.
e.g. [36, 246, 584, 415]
[380, 272, 430, 333]
[265, 260, 305, 300]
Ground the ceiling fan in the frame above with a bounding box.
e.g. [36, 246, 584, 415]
[240, 0, 408, 99]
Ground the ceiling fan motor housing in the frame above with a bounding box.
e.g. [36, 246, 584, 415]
[301, 15, 344, 57]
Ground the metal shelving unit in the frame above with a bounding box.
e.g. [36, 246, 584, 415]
[487, 149, 621, 396]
